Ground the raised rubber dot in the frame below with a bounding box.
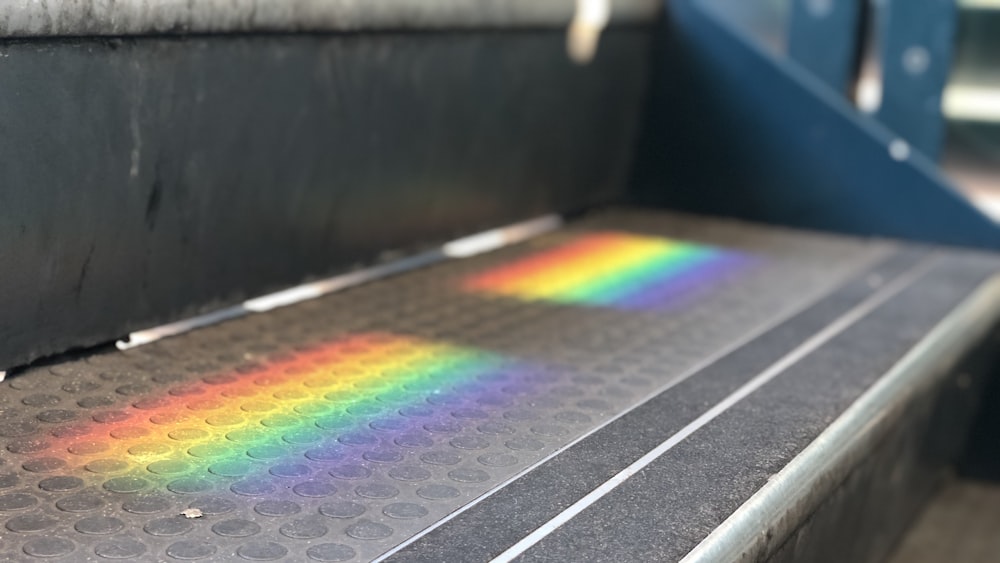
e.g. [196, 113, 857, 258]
[423, 421, 462, 434]
[555, 411, 593, 424]
[246, 446, 285, 460]
[505, 438, 545, 451]
[208, 461, 251, 477]
[388, 466, 431, 482]
[306, 543, 356, 562]
[452, 408, 489, 419]
[394, 434, 433, 448]
[147, 460, 190, 475]
[448, 467, 491, 483]
[187, 496, 237, 515]
[478, 453, 518, 467]
[450, 436, 490, 450]
[103, 476, 149, 493]
[0, 493, 37, 511]
[37, 409, 77, 423]
[38, 476, 84, 492]
[166, 541, 217, 560]
[22, 457, 66, 473]
[283, 430, 322, 445]
[66, 441, 108, 455]
[280, 516, 331, 541]
[269, 463, 311, 478]
[251, 499, 301, 517]
[144, 517, 194, 536]
[205, 414, 244, 426]
[110, 427, 149, 440]
[241, 401, 276, 413]
[292, 481, 336, 498]
[236, 542, 287, 561]
[122, 496, 172, 514]
[230, 480, 275, 496]
[85, 459, 128, 474]
[369, 418, 407, 432]
[211, 519, 261, 538]
[329, 465, 371, 480]
[337, 432, 377, 446]
[94, 536, 146, 558]
[345, 519, 393, 540]
[355, 483, 398, 499]
[477, 422, 515, 435]
[383, 502, 429, 519]
[56, 494, 104, 512]
[188, 444, 233, 459]
[167, 478, 212, 495]
[129, 443, 172, 456]
[23, 537, 75, 558]
[416, 484, 460, 500]
[304, 447, 345, 462]
[75, 516, 125, 535]
[6, 513, 58, 532]
[318, 501, 365, 519]
[22, 394, 61, 407]
[420, 451, 461, 466]
[168, 428, 209, 441]
[530, 424, 568, 437]
[92, 410, 132, 424]
[0, 420, 40, 438]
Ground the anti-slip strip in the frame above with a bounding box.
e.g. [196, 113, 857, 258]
[387, 247, 929, 562]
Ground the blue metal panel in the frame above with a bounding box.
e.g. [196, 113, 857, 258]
[788, 0, 865, 94]
[877, 0, 958, 159]
[630, 0, 1000, 250]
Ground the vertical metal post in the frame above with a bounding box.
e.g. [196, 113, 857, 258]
[877, 0, 958, 159]
[788, 0, 865, 94]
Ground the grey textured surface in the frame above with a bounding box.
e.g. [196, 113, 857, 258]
[516, 253, 1000, 562]
[389, 248, 930, 562]
[889, 480, 1000, 563]
[0, 0, 659, 37]
[0, 30, 649, 370]
[0, 210, 884, 561]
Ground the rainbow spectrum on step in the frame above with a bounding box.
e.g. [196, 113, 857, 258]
[462, 231, 753, 309]
[39, 333, 548, 497]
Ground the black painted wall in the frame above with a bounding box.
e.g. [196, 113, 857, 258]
[0, 30, 651, 368]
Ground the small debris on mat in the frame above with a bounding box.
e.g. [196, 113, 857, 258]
[180, 508, 203, 519]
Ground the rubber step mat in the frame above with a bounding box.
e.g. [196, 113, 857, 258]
[0, 210, 888, 561]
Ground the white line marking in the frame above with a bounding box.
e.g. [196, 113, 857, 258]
[116, 305, 247, 350]
[372, 247, 900, 561]
[488, 256, 936, 563]
[443, 215, 562, 258]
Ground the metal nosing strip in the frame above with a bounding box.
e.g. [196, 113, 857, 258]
[116, 215, 561, 352]
[679, 273, 1000, 563]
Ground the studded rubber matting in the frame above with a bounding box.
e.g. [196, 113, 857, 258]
[0, 210, 889, 561]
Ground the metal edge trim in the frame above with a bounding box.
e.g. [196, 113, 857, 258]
[0, 1, 661, 38]
[114, 214, 562, 352]
[679, 273, 1000, 563]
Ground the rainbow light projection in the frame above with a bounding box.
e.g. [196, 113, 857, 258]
[462, 231, 752, 309]
[40, 333, 542, 495]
